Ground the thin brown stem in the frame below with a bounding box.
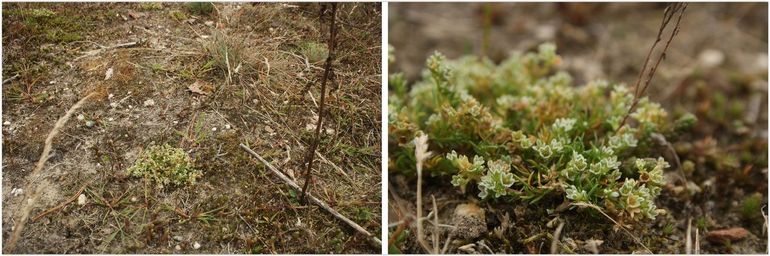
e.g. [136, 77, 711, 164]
[616, 3, 687, 133]
[301, 3, 338, 204]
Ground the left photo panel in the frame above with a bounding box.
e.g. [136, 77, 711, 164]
[2, 2, 382, 254]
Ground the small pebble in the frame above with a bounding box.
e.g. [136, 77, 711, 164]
[3, 121, 10, 126]
[705, 227, 750, 244]
[77, 114, 85, 121]
[108, 118, 114, 122]
[130, 197, 138, 202]
[174, 245, 181, 251]
[225, 124, 231, 130]
[77, 194, 87, 205]
[173, 235, 184, 241]
[212, 127, 217, 132]
[143, 99, 155, 107]
[104, 68, 114, 80]
[204, 21, 214, 26]
[108, 94, 114, 99]
[85, 121, 95, 127]
[11, 188, 23, 196]
[193, 242, 201, 250]
[451, 203, 487, 240]
[698, 49, 725, 69]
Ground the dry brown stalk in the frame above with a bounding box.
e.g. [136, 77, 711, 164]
[301, 3, 339, 204]
[5, 90, 102, 253]
[616, 3, 688, 132]
[31, 182, 91, 222]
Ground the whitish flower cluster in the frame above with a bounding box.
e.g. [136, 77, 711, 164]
[389, 44, 694, 223]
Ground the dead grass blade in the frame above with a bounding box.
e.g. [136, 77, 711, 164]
[5, 90, 102, 253]
[571, 202, 651, 253]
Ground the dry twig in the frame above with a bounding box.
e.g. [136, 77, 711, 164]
[5, 90, 102, 253]
[31, 182, 91, 222]
[239, 143, 381, 248]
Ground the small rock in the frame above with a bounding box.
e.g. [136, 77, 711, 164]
[174, 245, 181, 251]
[127, 11, 145, 19]
[108, 94, 114, 99]
[3, 121, 10, 126]
[77, 194, 87, 205]
[108, 118, 115, 122]
[104, 67, 114, 80]
[11, 188, 23, 196]
[204, 21, 214, 26]
[85, 121, 95, 127]
[583, 238, 603, 254]
[451, 203, 487, 240]
[212, 127, 217, 132]
[173, 235, 184, 242]
[143, 99, 155, 107]
[225, 124, 231, 130]
[535, 24, 556, 40]
[77, 114, 85, 121]
[698, 49, 724, 69]
[193, 242, 201, 250]
[130, 197, 138, 202]
[705, 227, 750, 244]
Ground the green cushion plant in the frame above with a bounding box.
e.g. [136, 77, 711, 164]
[389, 44, 696, 224]
[127, 144, 202, 188]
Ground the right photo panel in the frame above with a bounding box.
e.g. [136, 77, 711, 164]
[387, 2, 768, 254]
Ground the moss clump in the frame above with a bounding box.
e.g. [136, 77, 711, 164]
[127, 144, 202, 187]
[389, 44, 694, 224]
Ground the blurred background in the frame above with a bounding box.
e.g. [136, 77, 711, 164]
[390, 3, 768, 253]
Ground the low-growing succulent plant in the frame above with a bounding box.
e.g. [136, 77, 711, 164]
[127, 144, 202, 188]
[389, 44, 696, 223]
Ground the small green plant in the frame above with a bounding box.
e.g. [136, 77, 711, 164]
[186, 2, 214, 16]
[389, 44, 696, 224]
[740, 192, 763, 221]
[127, 144, 202, 187]
[139, 2, 164, 11]
[299, 41, 329, 64]
[168, 10, 187, 21]
[204, 31, 245, 77]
